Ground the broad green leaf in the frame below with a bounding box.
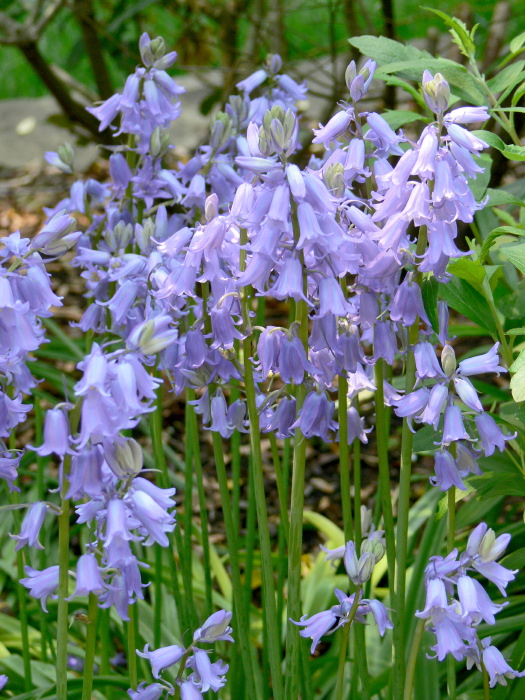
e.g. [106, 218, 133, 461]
[447, 257, 485, 291]
[448, 323, 488, 337]
[510, 31, 525, 54]
[472, 129, 506, 151]
[503, 144, 525, 161]
[510, 366, 525, 402]
[507, 327, 525, 335]
[486, 188, 525, 207]
[412, 424, 440, 453]
[500, 240, 525, 273]
[438, 278, 498, 337]
[348, 35, 429, 65]
[381, 110, 427, 130]
[510, 348, 525, 373]
[479, 226, 525, 263]
[379, 75, 428, 109]
[375, 59, 485, 105]
[487, 61, 525, 94]
[467, 152, 492, 200]
[421, 276, 439, 333]
[469, 471, 525, 497]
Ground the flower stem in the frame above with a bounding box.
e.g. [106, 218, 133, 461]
[211, 430, 260, 700]
[186, 392, 213, 618]
[284, 298, 309, 700]
[353, 439, 362, 547]
[338, 375, 354, 541]
[482, 661, 491, 700]
[335, 588, 362, 700]
[34, 398, 49, 662]
[404, 618, 425, 700]
[81, 593, 99, 700]
[447, 485, 457, 700]
[241, 317, 284, 700]
[128, 604, 138, 689]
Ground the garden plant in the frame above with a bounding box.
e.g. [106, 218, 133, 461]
[3, 10, 525, 700]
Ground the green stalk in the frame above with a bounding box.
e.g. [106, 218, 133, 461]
[284, 300, 309, 700]
[334, 587, 362, 700]
[240, 299, 283, 698]
[403, 618, 425, 700]
[211, 431, 260, 700]
[183, 399, 196, 624]
[186, 393, 213, 618]
[150, 385, 191, 631]
[128, 604, 138, 689]
[34, 399, 49, 662]
[9, 493, 32, 690]
[373, 359, 398, 696]
[447, 486, 457, 700]
[154, 546, 163, 647]
[353, 439, 362, 547]
[277, 437, 291, 644]
[338, 376, 354, 542]
[482, 662, 491, 700]
[81, 593, 99, 700]
[56, 491, 71, 697]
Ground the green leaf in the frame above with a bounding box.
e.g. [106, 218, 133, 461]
[348, 35, 429, 65]
[381, 110, 427, 130]
[507, 327, 525, 335]
[447, 257, 485, 291]
[472, 130, 506, 152]
[469, 472, 525, 497]
[502, 144, 525, 162]
[423, 8, 475, 58]
[437, 483, 477, 520]
[486, 188, 525, 207]
[412, 424, 441, 453]
[500, 240, 525, 273]
[510, 348, 525, 373]
[487, 61, 525, 94]
[510, 32, 525, 54]
[375, 60, 485, 105]
[303, 511, 345, 547]
[437, 278, 498, 337]
[467, 152, 491, 200]
[510, 366, 525, 402]
[421, 276, 439, 333]
[479, 226, 525, 263]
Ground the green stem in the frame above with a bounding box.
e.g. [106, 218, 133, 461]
[482, 662, 491, 700]
[447, 486, 457, 700]
[404, 618, 425, 700]
[211, 431, 260, 700]
[334, 587, 362, 700]
[186, 393, 213, 619]
[277, 437, 291, 647]
[353, 439, 362, 548]
[128, 604, 138, 689]
[9, 493, 32, 690]
[34, 399, 49, 662]
[338, 376, 354, 542]
[150, 384, 191, 631]
[56, 492, 71, 698]
[284, 300, 309, 700]
[81, 593, 99, 700]
[183, 399, 195, 623]
[154, 545, 163, 647]
[241, 327, 283, 700]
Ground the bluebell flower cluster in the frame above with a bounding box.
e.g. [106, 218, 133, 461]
[419, 523, 524, 687]
[128, 610, 233, 699]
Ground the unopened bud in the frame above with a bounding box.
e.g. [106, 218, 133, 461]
[479, 528, 496, 562]
[267, 54, 283, 74]
[149, 36, 166, 61]
[422, 71, 450, 115]
[345, 61, 357, 92]
[361, 537, 385, 564]
[58, 143, 75, 167]
[104, 437, 143, 479]
[323, 163, 345, 198]
[441, 344, 456, 377]
[205, 193, 219, 222]
[106, 222, 133, 251]
[270, 118, 285, 152]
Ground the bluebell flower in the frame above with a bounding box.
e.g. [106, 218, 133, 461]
[20, 565, 60, 612]
[11, 501, 47, 550]
[137, 644, 185, 679]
